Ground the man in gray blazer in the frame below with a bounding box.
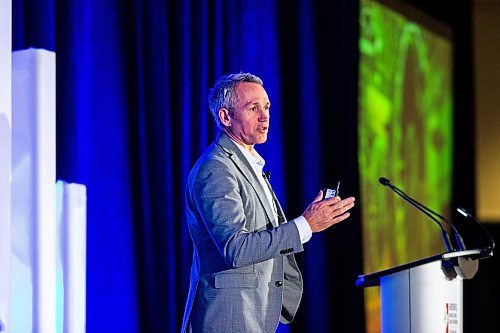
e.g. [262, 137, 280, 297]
[182, 73, 356, 332]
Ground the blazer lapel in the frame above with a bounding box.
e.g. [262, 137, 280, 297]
[216, 132, 278, 227]
[264, 177, 287, 225]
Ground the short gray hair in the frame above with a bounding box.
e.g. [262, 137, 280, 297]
[208, 72, 264, 128]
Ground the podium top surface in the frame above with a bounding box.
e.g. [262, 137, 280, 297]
[356, 248, 493, 288]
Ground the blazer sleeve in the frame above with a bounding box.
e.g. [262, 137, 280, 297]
[191, 158, 304, 269]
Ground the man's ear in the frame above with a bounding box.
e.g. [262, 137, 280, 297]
[218, 108, 231, 127]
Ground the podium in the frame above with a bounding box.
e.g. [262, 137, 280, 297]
[356, 248, 493, 333]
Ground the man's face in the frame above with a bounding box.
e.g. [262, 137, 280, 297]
[224, 82, 271, 146]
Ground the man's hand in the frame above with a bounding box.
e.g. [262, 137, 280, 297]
[302, 190, 356, 233]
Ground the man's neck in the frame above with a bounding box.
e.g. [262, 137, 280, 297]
[223, 129, 257, 157]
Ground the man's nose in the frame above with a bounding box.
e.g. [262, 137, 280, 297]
[259, 108, 269, 121]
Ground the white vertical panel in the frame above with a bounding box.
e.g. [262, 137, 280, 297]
[56, 181, 87, 333]
[0, 0, 12, 332]
[380, 270, 410, 333]
[410, 261, 462, 333]
[12, 49, 56, 333]
[380, 260, 463, 333]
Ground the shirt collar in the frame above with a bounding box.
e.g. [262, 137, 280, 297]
[231, 140, 266, 172]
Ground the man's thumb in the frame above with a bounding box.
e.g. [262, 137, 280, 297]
[313, 190, 323, 203]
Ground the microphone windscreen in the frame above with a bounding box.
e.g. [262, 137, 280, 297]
[379, 177, 391, 186]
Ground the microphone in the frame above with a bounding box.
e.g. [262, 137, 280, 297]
[263, 171, 271, 180]
[379, 177, 391, 186]
[380, 177, 466, 250]
[456, 206, 495, 250]
[378, 177, 462, 252]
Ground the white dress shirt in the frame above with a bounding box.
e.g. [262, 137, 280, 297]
[232, 142, 312, 244]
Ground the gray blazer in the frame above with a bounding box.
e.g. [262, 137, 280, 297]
[181, 131, 304, 333]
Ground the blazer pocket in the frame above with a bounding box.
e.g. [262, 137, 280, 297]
[214, 273, 259, 288]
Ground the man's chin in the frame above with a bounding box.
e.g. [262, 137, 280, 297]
[256, 135, 268, 144]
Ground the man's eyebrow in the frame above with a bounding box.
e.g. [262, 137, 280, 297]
[242, 101, 271, 108]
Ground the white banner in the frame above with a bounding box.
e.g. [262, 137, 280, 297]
[12, 48, 56, 333]
[0, 0, 12, 332]
[56, 181, 87, 333]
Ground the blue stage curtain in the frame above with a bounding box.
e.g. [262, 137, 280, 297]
[13, 0, 365, 331]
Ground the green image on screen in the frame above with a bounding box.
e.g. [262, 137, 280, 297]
[358, 0, 453, 331]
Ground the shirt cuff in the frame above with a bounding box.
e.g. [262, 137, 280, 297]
[293, 216, 312, 244]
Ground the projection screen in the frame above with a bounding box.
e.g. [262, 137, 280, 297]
[358, 0, 453, 331]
